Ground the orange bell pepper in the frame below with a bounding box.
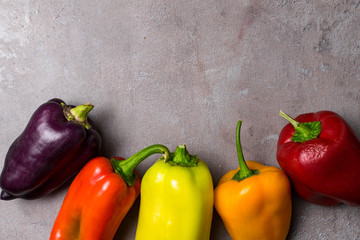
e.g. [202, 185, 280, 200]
[214, 121, 292, 240]
[50, 144, 170, 240]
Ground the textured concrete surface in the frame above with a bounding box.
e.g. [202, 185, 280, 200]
[1, 0, 360, 239]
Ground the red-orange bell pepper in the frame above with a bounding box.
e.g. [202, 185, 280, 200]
[49, 144, 170, 240]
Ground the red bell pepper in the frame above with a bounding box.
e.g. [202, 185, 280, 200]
[50, 144, 170, 240]
[277, 110, 360, 206]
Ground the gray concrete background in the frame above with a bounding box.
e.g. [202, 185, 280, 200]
[0, 0, 360, 239]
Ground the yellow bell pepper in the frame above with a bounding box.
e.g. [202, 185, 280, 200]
[135, 144, 214, 240]
[214, 121, 292, 240]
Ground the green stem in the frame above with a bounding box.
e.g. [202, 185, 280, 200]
[167, 144, 198, 167]
[232, 121, 259, 181]
[279, 110, 300, 127]
[111, 144, 170, 186]
[279, 110, 311, 137]
[62, 103, 94, 130]
[279, 110, 321, 143]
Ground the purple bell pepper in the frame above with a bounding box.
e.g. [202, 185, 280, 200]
[0, 98, 102, 200]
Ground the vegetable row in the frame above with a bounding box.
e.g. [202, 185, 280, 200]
[1, 98, 359, 240]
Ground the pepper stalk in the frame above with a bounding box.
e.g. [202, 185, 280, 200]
[279, 110, 321, 143]
[232, 121, 259, 181]
[166, 144, 199, 167]
[62, 102, 94, 130]
[111, 144, 171, 186]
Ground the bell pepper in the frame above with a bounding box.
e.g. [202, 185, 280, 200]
[277, 110, 360, 206]
[0, 98, 101, 200]
[214, 121, 292, 240]
[50, 144, 170, 240]
[135, 144, 214, 240]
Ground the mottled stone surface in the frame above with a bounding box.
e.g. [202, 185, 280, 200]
[1, 0, 360, 239]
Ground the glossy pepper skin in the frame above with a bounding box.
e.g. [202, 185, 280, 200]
[50, 144, 170, 240]
[277, 110, 360, 206]
[0, 98, 101, 200]
[135, 144, 214, 240]
[215, 121, 292, 240]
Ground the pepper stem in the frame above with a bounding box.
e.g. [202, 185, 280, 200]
[62, 103, 94, 130]
[167, 144, 198, 167]
[279, 110, 300, 127]
[111, 144, 170, 186]
[279, 110, 321, 143]
[232, 121, 259, 181]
